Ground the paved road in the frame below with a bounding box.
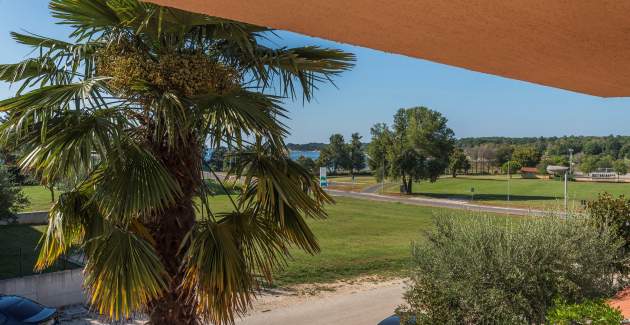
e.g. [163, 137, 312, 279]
[327, 189, 546, 216]
[236, 282, 404, 325]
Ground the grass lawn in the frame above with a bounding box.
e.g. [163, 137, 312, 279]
[205, 194, 514, 286]
[5, 190, 517, 286]
[391, 175, 630, 209]
[0, 224, 77, 279]
[21, 185, 54, 212]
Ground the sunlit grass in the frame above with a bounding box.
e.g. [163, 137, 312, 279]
[390, 175, 630, 210]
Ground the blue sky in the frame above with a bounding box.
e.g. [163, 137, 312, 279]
[2, 1, 630, 143]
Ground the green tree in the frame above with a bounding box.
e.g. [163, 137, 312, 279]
[512, 146, 540, 167]
[501, 160, 522, 176]
[613, 160, 628, 179]
[579, 155, 599, 174]
[495, 144, 514, 166]
[0, 167, 29, 222]
[367, 123, 391, 181]
[206, 146, 227, 171]
[448, 148, 470, 178]
[296, 155, 316, 173]
[598, 155, 614, 169]
[586, 193, 630, 251]
[386, 107, 454, 194]
[348, 132, 365, 176]
[604, 135, 622, 159]
[583, 139, 604, 155]
[0, 1, 354, 323]
[321, 133, 350, 175]
[619, 143, 630, 159]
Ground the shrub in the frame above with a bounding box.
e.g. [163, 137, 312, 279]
[586, 192, 630, 250]
[398, 215, 625, 325]
[546, 299, 623, 325]
[204, 179, 241, 195]
[0, 167, 29, 222]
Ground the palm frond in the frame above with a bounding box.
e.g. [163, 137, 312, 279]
[49, 0, 120, 40]
[0, 58, 72, 93]
[196, 89, 288, 150]
[181, 219, 253, 325]
[0, 78, 111, 118]
[219, 210, 290, 281]
[242, 45, 356, 101]
[236, 149, 332, 218]
[36, 190, 99, 270]
[12, 31, 101, 76]
[234, 149, 331, 253]
[83, 226, 168, 320]
[13, 109, 125, 182]
[83, 139, 183, 224]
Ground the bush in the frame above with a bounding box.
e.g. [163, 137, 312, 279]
[586, 192, 630, 250]
[546, 299, 623, 325]
[0, 167, 29, 222]
[398, 215, 625, 325]
[203, 179, 241, 195]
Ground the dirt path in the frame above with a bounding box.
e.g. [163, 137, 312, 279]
[236, 277, 405, 325]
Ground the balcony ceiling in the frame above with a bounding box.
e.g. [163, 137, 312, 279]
[145, 0, 630, 97]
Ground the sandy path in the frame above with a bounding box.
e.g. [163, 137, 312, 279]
[236, 278, 405, 325]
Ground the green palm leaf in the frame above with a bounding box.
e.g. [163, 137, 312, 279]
[84, 139, 183, 223]
[83, 226, 168, 320]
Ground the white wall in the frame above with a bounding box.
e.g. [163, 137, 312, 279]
[0, 211, 48, 226]
[15, 211, 48, 225]
[0, 269, 85, 307]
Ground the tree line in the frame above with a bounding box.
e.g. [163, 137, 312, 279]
[459, 135, 630, 176]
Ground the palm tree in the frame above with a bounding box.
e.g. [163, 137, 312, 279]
[0, 1, 354, 324]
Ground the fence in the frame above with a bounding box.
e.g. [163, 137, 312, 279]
[0, 248, 80, 280]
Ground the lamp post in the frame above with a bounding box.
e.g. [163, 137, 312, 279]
[507, 159, 510, 201]
[569, 148, 574, 175]
[564, 148, 573, 211]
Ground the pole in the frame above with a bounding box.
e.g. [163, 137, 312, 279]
[565, 148, 573, 210]
[569, 148, 574, 175]
[507, 160, 510, 201]
[381, 156, 385, 194]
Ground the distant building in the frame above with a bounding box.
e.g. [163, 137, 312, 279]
[546, 165, 569, 176]
[519, 167, 539, 179]
[590, 168, 617, 179]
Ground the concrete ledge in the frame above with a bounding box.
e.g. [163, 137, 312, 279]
[0, 268, 86, 307]
[15, 211, 48, 225]
[0, 211, 48, 226]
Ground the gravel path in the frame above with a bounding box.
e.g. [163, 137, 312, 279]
[236, 278, 405, 325]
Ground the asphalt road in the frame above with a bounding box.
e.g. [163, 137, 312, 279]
[327, 189, 546, 216]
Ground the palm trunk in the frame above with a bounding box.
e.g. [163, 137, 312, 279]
[406, 179, 413, 194]
[146, 138, 202, 325]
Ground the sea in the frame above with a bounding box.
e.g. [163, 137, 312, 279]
[289, 150, 320, 161]
[205, 149, 320, 161]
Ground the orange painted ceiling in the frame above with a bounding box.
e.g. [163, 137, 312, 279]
[145, 0, 630, 97]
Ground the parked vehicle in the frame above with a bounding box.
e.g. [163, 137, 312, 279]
[0, 295, 57, 324]
[378, 315, 415, 325]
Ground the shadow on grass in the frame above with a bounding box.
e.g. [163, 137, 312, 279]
[0, 224, 79, 279]
[417, 192, 559, 202]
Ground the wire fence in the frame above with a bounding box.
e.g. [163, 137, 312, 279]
[0, 248, 81, 280]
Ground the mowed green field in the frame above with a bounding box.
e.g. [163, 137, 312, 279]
[21, 186, 54, 211]
[392, 175, 630, 209]
[204, 195, 511, 286]
[8, 189, 513, 285]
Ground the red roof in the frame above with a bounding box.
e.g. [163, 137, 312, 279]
[520, 167, 538, 173]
